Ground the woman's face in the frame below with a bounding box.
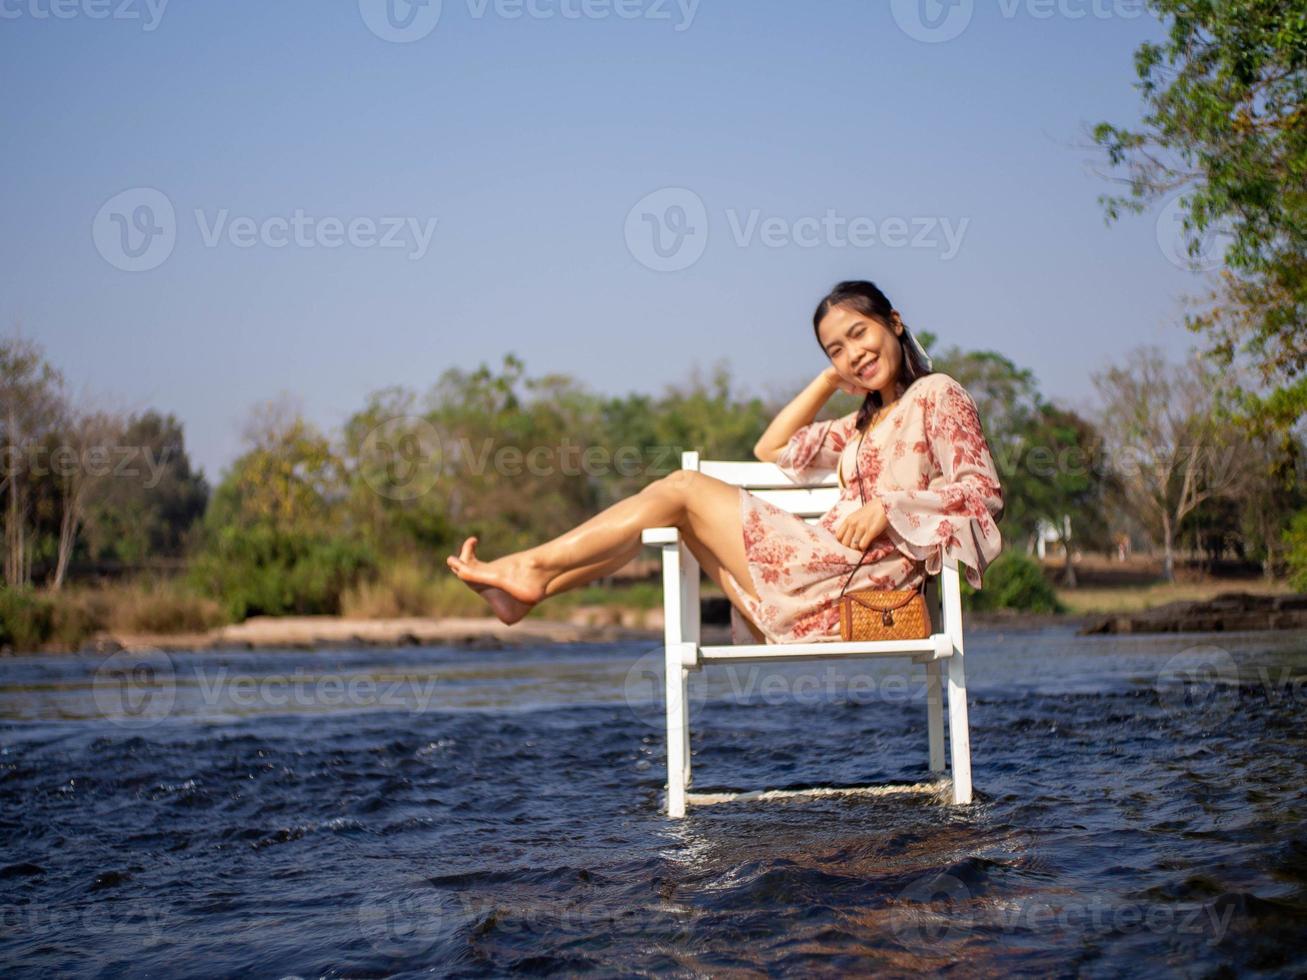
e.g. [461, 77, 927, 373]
[817, 304, 903, 394]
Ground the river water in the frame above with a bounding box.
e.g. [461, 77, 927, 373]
[1, 625, 1305, 976]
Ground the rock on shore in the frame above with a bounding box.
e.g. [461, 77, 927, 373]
[1079, 592, 1307, 635]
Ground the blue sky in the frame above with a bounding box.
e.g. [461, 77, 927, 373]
[1, 0, 1204, 483]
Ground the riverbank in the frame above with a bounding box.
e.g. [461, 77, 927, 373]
[49, 607, 1098, 655]
[1079, 591, 1307, 634]
[15, 590, 1306, 655]
[77, 613, 671, 655]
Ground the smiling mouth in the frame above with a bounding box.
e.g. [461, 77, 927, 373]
[854, 358, 879, 381]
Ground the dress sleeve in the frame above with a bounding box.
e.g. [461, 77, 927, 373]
[774, 412, 856, 484]
[871, 376, 1004, 589]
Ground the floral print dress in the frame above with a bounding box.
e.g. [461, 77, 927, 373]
[720, 372, 1005, 645]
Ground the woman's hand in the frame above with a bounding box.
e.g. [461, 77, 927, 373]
[822, 366, 866, 397]
[834, 499, 889, 551]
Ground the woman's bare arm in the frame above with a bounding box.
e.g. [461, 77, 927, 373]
[752, 367, 848, 463]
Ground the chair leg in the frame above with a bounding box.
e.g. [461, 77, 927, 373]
[946, 652, 973, 804]
[665, 647, 687, 819]
[682, 687, 692, 789]
[926, 660, 945, 774]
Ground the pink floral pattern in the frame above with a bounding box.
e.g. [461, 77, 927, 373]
[720, 372, 1004, 644]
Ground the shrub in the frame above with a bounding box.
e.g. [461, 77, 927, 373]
[1285, 510, 1307, 592]
[962, 551, 1064, 613]
[0, 588, 55, 652]
[104, 578, 228, 634]
[48, 589, 111, 650]
[189, 526, 377, 620]
[340, 559, 485, 619]
[545, 581, 665, 612]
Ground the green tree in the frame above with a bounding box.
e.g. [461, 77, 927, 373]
[1092, 347, 1250, 580]
[81, 410, 209, 567]
[1240, 428, 1307, 576]
[340, 384, 452, 561]
[190, 398, 372, 618]
[931, 347, 1113, 570]
[1093, 0, 1307, 449]
[0, 334, 65, 587]
[650, 360, 773, 471]
[1011, 404, 1114, 586]
[425, 353, 611, 556]
[1286, 508, 1307, 589]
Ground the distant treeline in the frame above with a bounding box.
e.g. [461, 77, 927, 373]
[2, 334, 1305, 634]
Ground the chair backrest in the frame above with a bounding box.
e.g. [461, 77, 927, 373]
[683, 451, 837, 519]
[684, 450, 945, 633]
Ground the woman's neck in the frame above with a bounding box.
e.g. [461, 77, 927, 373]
[877, 379, 907, 411]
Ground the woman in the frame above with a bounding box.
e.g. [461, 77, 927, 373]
[446, 280, 1005, 645]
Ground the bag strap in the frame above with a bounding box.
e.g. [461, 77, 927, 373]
[846, 589, 922, 612]
[837, 420, 923, 602]
[838, 429, 870, 599]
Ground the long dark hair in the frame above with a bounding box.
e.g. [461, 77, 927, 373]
[812, 280, 934, 432]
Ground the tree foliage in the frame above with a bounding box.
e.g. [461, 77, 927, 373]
[1093, 0, 1307, 448]
[189, 399, 373, 619]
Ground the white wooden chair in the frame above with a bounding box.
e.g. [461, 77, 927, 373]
[641, 451, 974, 819]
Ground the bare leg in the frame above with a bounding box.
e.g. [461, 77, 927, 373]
[679, 522, 768, 644]
[543, 537, 643, 598]
[446, 471, 760, 624]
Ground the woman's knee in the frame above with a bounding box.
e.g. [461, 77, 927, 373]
[646, 468, 703, 500]
[637, 470, 703, 525]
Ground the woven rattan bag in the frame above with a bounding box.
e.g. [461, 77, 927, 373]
[835, 425, 930, 642]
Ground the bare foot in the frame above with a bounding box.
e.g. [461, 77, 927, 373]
[445, 536, 549, 626]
